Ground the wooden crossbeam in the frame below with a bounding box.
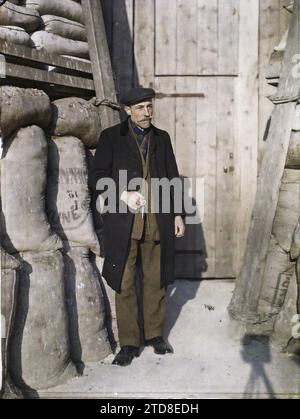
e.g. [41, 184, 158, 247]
[229, 0, 300, 321]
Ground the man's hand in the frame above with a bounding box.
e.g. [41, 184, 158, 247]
[120, 191, 146, 211]
[175, 216, 185, 237]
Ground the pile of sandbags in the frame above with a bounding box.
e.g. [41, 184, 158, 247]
[26, 0, 90, 60]
[46, 97, 110, 364]
[0, 1, 41, 46]
[0, 86, 76, 390]
[254, 166, 300, 351]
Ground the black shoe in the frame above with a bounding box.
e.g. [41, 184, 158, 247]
[112, 346, 139, 366]
[145, 336, 173, 355]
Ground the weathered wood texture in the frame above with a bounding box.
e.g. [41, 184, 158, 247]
[82, 0, 120, 128]
[229, 0, 300, 320]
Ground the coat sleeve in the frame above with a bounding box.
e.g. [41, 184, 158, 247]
[93, 129, 113, 194]
[164, 132, 185, 218]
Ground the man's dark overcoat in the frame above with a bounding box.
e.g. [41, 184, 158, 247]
[93, 118, 182, 293]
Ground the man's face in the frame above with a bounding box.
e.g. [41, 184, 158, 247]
[125, 100, 153, 129]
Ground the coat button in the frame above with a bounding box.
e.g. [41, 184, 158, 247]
[112, 264, 116, 268]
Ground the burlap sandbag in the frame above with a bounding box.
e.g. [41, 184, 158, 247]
[25, 0, 84, 24]
[0, 86, 52, 138]
[31, 30, 89, 59]
[257, 236, 294, 322]
[272, 169, 300, 252]
[0, 2, 41, 33]
[47, 136, 100, 255]
[9, 250, 77, 390]
[64, 247, 110, 364]
[0, 126, 62, 253]
[291, 220, 300, 260]
[0, 26, 31, 47]
[286, 131, 300, 169]
[41, 15, 87, 41]
[49, 97, 101, 148]
[0, 250, 22, 399]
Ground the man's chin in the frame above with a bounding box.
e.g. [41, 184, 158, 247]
[139, 121, 151, 129]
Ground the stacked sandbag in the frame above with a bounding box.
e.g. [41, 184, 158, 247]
[46, 97, 110, 364]
[9, 250, 77, 390]
[49, 97, 102, 149]
[64, 247, 110, 364]
[0, 249, 23, 398]
[26, 0, 90, 61]
[46, 136, 100, 255]
[0, 1, 42, 47]
[0, 86, 76, 390]
[255, 169, 300, 334]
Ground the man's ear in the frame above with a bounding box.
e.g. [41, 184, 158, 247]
[124, 106, 131, 116]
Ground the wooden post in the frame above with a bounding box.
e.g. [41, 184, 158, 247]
[82, 0, 120, 129]
[229, 0, 300, 321]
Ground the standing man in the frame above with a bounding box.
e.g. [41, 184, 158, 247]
[94, 87, 185, 366]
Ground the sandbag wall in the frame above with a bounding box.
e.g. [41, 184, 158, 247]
[252, 104, 300, 352]
[0, 86, 109, 392]
[0, 0, 90, 63]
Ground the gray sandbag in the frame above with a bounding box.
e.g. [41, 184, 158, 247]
[0, 86, 52, 138]
[25, 0, 84, 24]
[272, 266, 298, 351]
[1, 250, 22, 399]
[0, 2, 41, 33]
[64, 247, 110, 364]
[9, 250, 76, 390]
[286, 131, 300, 169]
[257, 235, 294, 322]
[272, 169, 300, 252]
[49, 97, 101, 148]
[31, 30, 89, 59]
[41, 15, 87, 41]
[291, 219, 300, 260]
[0, 126, 63, 253]
[0, 26, 31, 47]
[47, 136, 100, 255]
[292, 103, 300, 131]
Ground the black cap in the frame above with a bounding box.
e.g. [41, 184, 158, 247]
[121, 87, 155, 106]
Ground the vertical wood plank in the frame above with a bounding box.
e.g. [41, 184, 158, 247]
[197, 0, 218, 74]
[196, 77, 217, 277]
[215, 77, 237, 277]
[101, 0, 114, 56]
[134, 0, 155, 87]
[82, 0, 119, 128]
[155, 0, 177, 75]
[218, 0, 239, 75]
[258, 0, 280, 164]
[236, 0, 259, 272]
[112, 0, 134, 96]
[153, 77, 176, 150]
[177, 0, 198, 75]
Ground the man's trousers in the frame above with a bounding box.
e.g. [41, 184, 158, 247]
[115, 236, 165, 347]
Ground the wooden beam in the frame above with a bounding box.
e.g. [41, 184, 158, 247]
[229, 0, 300, 321]
[82, 0, 120, 128]
[2, 62, 95, 91]
[0, 41, 93, 74]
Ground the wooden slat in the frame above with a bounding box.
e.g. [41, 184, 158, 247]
[82, 0, 119, 128]
[236, 0, 259, 272]
[177, 0, 198, 75]
[1, 62, 94, 90]
[0, 41, 92, 74]
[112, 0, 134, 95]
[230, 0, 300, 319]
[215, 77, 237, 277]
[153, 77, 176, 150]
[218, 0, 239, 75]
[196, 77, 217, 277]
[155, 0, 177, 75]
[197, 0, 218, 74]
[134, 0, 155, 87]
[258, 0, 281, 164]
